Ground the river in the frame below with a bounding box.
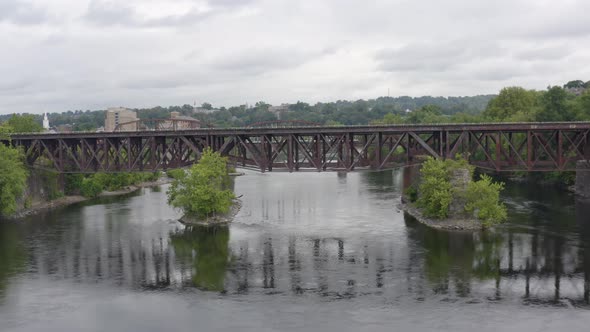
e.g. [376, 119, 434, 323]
[0, 170, 589, 331]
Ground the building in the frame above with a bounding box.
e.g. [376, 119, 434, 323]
[165, 111, 201, 129]
[269, 104, 290, 120]
[105, 107, 138, 132]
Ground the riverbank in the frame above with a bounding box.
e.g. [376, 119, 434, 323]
[179, 198, 242, 226]
[10, 177, 173, 219]
[399, 202, 484, 231]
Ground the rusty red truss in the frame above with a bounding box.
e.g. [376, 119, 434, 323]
[3, 122, 590, 173]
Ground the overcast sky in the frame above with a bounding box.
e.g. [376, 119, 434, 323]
[1, 0, 589, 114]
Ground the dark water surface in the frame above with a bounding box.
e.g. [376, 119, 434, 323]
[1, 170, 589, 331]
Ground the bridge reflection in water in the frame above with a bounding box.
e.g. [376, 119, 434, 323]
[1, 171, 589, 308]
[1, 195, 586, 307]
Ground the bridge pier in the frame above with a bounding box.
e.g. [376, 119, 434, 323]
[402, 163, 422, 203]
[576, 161, 590, 198]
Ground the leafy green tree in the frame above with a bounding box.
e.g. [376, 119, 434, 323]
[564, 80, 585, 89]
[483, 87, 536, 121]
[406, 105, 444, 124]
[0, 144, 28, 216]
[371, 113, 403, 124]
[464, 174, 507, 226]
[167, 148, 235, 218]
[417, 158, 453, 218]
[0, 123, 13, 139]
[7, 114, 43, 133]
[201, 102, 213, 110]
[536, 86, 575, 122]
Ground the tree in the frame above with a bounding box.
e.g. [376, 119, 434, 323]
[201, 102, 213, 110]
[464, 174, 507, 226]
[0, 123, 13, 139]
[483, 87, 536, 121]
[536, 86, 573, 121]
[371, 113, 403, 125]
[564, 80, 585, 89]
[0, 144, 28, 216]
[406, 105, 443, 124]
[7, 114, 43, 133]
[167, 149, 235, 218]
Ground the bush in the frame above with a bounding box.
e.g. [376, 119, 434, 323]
[167, 169, 186, 180]
[167, 148, 235, 218]
[465, 174, 507, 227]
[80, 177, 103, 197]
[417, 158, 453, 218]
[416, 156, 506, 225]
[0, 144, 28, 216]
[64, 174, 84, 195]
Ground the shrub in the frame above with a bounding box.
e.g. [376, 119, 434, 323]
[0, 144, 28, 216]
[417, 158, 453, 218]
[80, 177, 102, 197]
[64, 174, 84, 195]
[464, 174, 507, 227]
[167, 148, 235, 218]
[167, 169, 186, 180]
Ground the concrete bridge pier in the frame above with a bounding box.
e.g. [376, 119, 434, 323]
[401, 163, 422, 203]
[575, 161, 590, 198]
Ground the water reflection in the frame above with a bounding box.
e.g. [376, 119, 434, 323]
[0, 173, 588, 310]
[0, 225, 25, 297]
[170, 226, 230, 291]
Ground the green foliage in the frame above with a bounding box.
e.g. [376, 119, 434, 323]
[167, 169, 186, 179]
[417, 158, 453, 218]
[564, 80, 585, 89]
[167, 148, 235, 218]
[0, 144, 28, 216]
[170, 226, 230, 291]
[536, 86, 575, 122]
[37, 170, 62, 200]
[372, 113, 403, 124]
[464, 174, 507, 227]
[483, 87, 537, 121]
[80, 177, 103, 197]
[416, 157, 505, 225]
[78, 172, 160, 198]
[0, 123, 13, 139]
[6, 114, 43, 133]
[64, 174, 84, 195]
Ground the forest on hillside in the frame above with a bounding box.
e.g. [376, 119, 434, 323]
[1, 79, 589, 130]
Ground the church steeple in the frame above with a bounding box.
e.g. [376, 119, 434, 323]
[43, 113, 50, 130]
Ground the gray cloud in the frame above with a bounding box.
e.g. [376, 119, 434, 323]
[2, 0, 590, 114]
[84, 0, 253, 28]
[375, 41, 504, 73]
[0, 0, 48, 25]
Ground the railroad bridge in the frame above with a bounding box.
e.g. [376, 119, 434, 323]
[3, 122, 590, 174]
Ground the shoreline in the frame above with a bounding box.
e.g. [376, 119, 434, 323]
[10, 178, 173, 220]
[179, 198, 243, 227]
[398, 201, 484, 231]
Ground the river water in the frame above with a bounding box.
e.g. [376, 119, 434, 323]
[0, 170, 589, 331]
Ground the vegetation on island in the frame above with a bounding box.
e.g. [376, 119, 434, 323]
[64, 172, 161, 198]
[167, 149, 235, 219]
[411, 157, 507, 227]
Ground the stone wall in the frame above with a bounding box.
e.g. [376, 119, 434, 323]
[15, 169, 63, 210]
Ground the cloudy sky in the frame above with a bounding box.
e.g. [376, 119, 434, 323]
[1, 0, 589, 114]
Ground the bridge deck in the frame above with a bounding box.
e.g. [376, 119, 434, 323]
[4, 122, 590, 173]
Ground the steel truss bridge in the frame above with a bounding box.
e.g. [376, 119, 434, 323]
[3, 122, 590, 173]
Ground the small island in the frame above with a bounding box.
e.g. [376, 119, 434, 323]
[401, 156, 507, 231]
[167, 148, 241, 226]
